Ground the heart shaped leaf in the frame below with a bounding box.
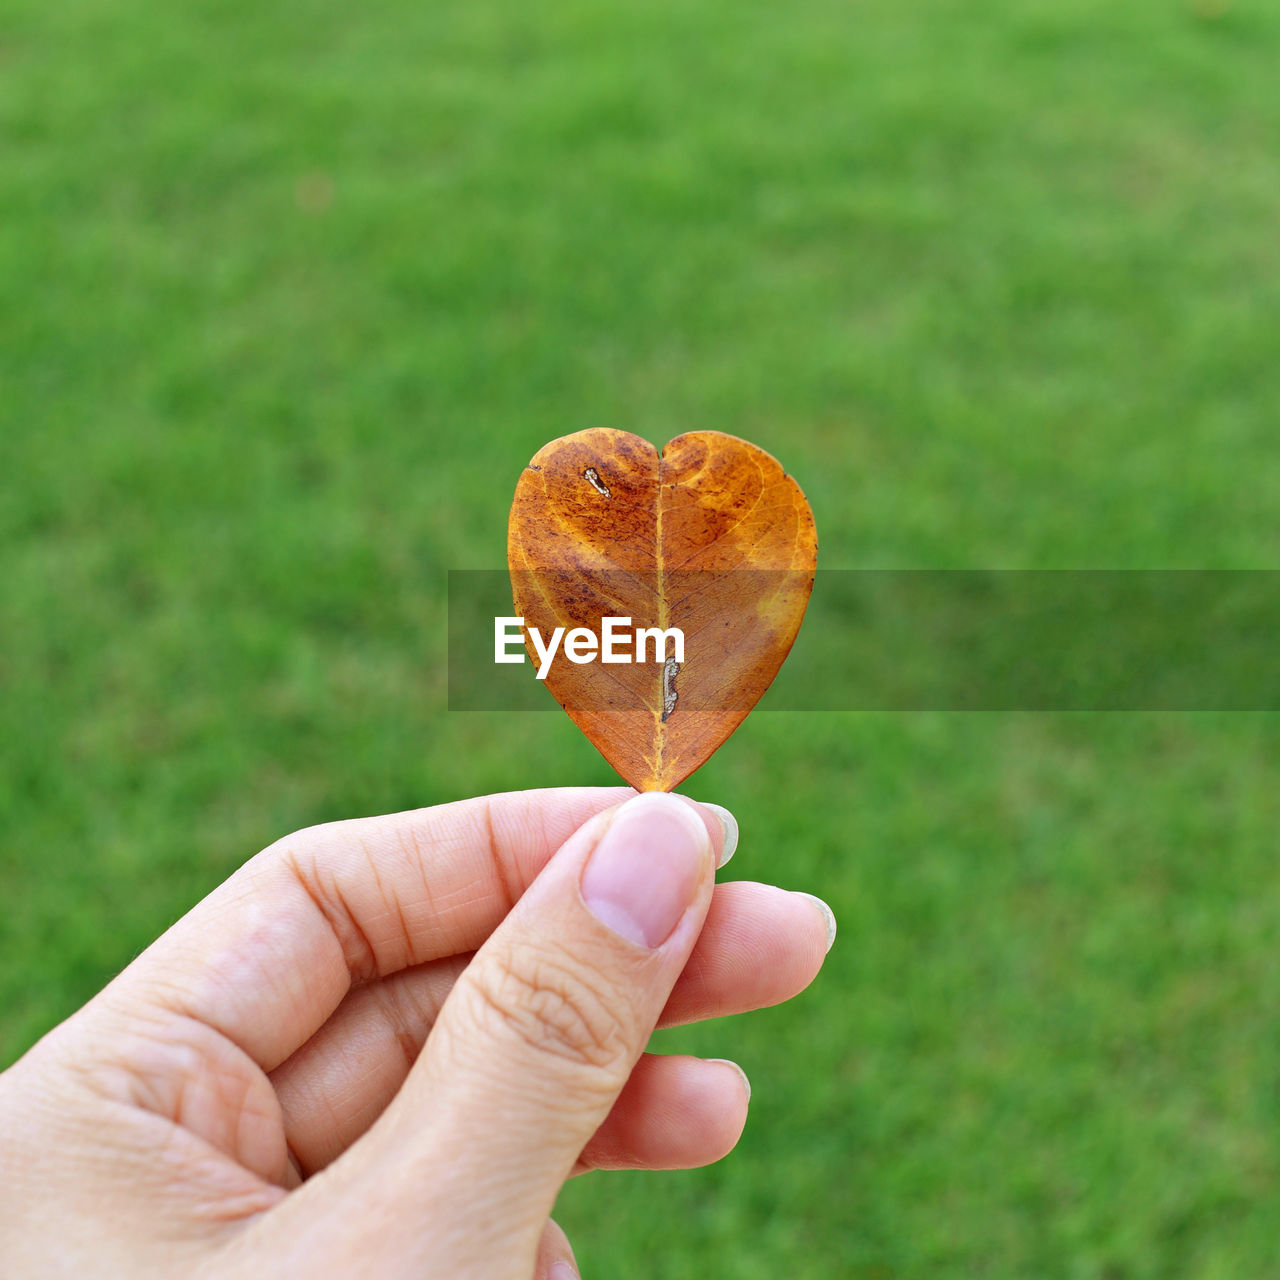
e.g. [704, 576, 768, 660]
[508, 429, 817, 791]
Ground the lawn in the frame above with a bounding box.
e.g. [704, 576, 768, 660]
[4, 0, 1280, 1275]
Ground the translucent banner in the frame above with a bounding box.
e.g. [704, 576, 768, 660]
[448, 570, 1280, 711]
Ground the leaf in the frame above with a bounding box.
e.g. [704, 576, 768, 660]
[507, 429, 818, 792]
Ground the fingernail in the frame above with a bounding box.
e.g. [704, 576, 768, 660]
[549, 1264, 578, 1280]
[581, 792, 711, 948]
[697, 802, 739, 869]
[795, 892, 837, 953]
[707, 1057, 751, 1104]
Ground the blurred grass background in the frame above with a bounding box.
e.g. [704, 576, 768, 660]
[4, 0, 1280, 1275]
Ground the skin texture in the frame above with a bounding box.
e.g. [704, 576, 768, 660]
[509, 431, 818, 791]
[0, 787, 832, 1279]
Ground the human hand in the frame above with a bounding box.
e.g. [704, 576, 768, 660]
[0, 788, 834, 1278]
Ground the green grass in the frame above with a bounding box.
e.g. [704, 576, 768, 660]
[4, 0, 1280, 1274]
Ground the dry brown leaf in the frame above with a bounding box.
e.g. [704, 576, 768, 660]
[508, 429, 817, 791]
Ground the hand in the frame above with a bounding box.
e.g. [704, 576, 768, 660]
[0, 788, 834, 1278]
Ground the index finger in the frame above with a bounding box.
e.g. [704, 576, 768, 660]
[99, 787, 639, 1072]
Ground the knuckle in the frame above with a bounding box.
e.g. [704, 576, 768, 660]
[274, 835, 383, 980]
[466, 944, 632, 1081]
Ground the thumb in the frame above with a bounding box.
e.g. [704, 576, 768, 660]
[332, 791, 719, 1277]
